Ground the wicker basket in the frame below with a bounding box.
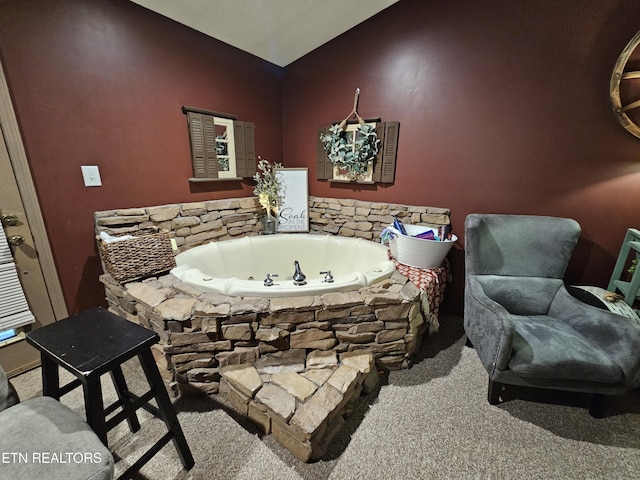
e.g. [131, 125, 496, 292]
[97, 229, 176, 283]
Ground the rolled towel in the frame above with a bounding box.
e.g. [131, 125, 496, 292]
[99, 231, 135, 243]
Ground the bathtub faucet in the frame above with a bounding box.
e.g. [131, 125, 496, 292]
[293, 261, 307, 286]
[264, 273, 278, 287]
[320, 271, 334, 283]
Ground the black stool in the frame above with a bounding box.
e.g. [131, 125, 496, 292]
[26, 307, 194, 479]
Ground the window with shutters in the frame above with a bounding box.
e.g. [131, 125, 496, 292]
[317, 121, 399, 184]
[183, 106, 256, 181]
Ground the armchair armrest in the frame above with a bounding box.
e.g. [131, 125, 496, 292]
[465, 277, 516, 375]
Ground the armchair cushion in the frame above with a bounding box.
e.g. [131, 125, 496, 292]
[0, 364, 114, 479]
[509, 314, 623, 383]
[465, 214, 580, 279]
[550, 286, 640, 387]
[476, 275, 563, 315]
[0, 396, 114, 480]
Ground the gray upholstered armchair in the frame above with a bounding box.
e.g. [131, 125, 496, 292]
[0, 363, 114, 479]
[464, 214, 640, 417]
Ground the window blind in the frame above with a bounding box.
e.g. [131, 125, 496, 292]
[0, 226, 34, 331]
[0, 225, 11, 264]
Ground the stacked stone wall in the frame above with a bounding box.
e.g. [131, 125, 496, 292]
[94, 196, 450, 250]
[101, 269, 429, 398]
[308, 197, 450, 240]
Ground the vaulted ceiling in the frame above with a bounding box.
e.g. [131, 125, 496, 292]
[130, 0, 399, 67]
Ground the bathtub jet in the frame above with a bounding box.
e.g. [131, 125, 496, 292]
[170, 234, 396, 298]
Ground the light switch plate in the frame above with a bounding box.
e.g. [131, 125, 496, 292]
[81, 165, 102, 187]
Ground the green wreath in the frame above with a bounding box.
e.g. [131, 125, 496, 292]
[320, 123, 381, 179]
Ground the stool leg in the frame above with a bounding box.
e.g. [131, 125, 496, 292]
[83, 378, 108, 446]
[138, 349, 194, 470]
[110, 366, 141, 433]
[40, 354, 60, 399]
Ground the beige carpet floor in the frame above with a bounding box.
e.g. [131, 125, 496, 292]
[11, 315, 640, 480]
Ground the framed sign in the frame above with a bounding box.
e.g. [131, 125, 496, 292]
[276, 168, 309, 232]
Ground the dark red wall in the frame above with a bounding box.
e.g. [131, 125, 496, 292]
[2, 0, 640, 317]
[0, 0, 283, 313]
[283, 0, 640, 313]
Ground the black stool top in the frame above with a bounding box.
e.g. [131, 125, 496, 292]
[27, 307, 159, 379]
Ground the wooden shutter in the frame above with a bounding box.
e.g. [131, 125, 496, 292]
[187, 111, 219, 178]
[381, 122, 399, 183]
[372, 121, 399, 184]
[372, 123, 385, 183]
[187, 112, 207, 178]
[233, 121, 256, 178]
[202, 114, 218, 178]
[234, 121, 247, 177]
[316, 127, 333, 180]
[244, 122, 256, 177]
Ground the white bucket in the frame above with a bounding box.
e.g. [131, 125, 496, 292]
[388, 224, 457, 269]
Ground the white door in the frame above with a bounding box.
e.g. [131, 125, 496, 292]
[0, 60, 67, 376]
[0, 135, 60, 375]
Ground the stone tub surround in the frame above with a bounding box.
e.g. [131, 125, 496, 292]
[96, 196, 451, 462]
[219, 351, 379, 462]
[94, 196, 451, 249]
[100, 268, 430, 398]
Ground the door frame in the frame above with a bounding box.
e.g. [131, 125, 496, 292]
[0, 60, 67, 321]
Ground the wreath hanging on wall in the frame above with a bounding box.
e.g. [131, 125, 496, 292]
[319, 89, 381, 180]
[320, 122, 380, 178]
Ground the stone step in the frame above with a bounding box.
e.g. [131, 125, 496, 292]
[219, 351, 379, 462]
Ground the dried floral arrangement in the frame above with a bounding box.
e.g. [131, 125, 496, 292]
[253, 156, 283, 219]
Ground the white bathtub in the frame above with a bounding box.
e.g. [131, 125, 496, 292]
[170, 234, 396, 297]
